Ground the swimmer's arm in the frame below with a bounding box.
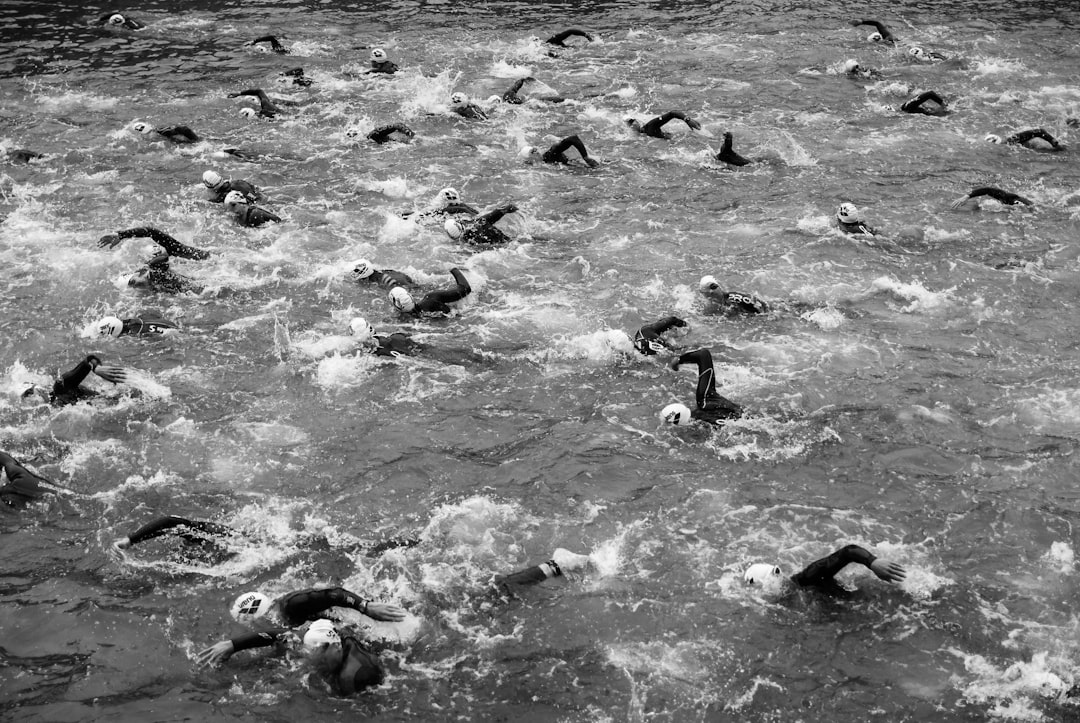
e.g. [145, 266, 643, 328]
[969, 187, 1034, 206]
[117, 515, 232, 549]
[326, 586, 408, 622]
[449, 267, 472, 297]
[249, 35, 287, 52]
[443, 202, 479, 216]
[0, 452, 49, 495]
[102, 228, 211, 260]
[367, 123, 415, 143]
[546, 28, 594, 46]
[54, 355, 101, 396]
[477, 201, 517, 226]
[850, 19, 893, 40]
[550, 134, 598, 165]
[250, 207, 282, 224]
[647, 316, 688, 336]
[1011, 128, 1061, 148]
[792, 544, 906, 586]
[502, 77, 528, 103]
[671, 348, 717, 409]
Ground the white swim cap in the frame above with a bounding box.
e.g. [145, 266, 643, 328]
[743, 563, 782, 584]
[96, 316, 124, 339]
[239, 106, 257, 118]
[984, 134, 1003, 144]
[371, 48, 387, 62]
[303, 619, 341, 651]
[867, 31, 883, 42]
[450, 91, 467, 106]
[698, 275, 720, 292]
[389, 286, 416, 313]
[437, 187, 460, 205]
[836, 202, 860, 223]
[518, 145, 539, 160]
[109, 13, 125, 25]
[132, 121, 151, 134]
[351, 259, 374, 279]
[660, 402, 692, 426]
[443, 218, 464, 240]
[349, 317, 375, 341]
[843, 59, 860, 73]
[908, 46, 925, 59]
[202, 170, 223, 189]
[223, 190, 248, 212]
[230, 591, 272, 623]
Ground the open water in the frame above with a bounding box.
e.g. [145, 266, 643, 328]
[3, 0, 1080, 721]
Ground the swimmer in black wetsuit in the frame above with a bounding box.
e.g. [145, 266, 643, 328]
[0, 451, 56, 510]
[202, 170, 262, 203]
[950, 186, 1034, 209]
[224, 190, 281, 226]
[249, 35, 289, 54]
[367, 48, 398, 74]
[89, 314, 179, 339]
[661, 348, 744, 426]
[698, 276, 768, 315]
[280, 67, 313, 87]
[899, 91, 949, 116]
[501, 77, 564, 104]
[715, 132, 751, 167]
[842, 59, 881, 79]
[350, 260, 413, 288]
[835, 203, 878, 236]
[494, 548, 592, 595]
[131, 122, 200, 143]
[98, 227, 210, 293]
[388, 267, 472, 316]
[850, 19, 895, 43]
[302, 620, 386, 695]
[443, 201, 517, 246]
[350, 317, 488, 364]
[97, 12, 144, 29]
[519, 134, 599, 167]
[47, 355, 129, 406]
[365, 123, 414, 144]
[98, 227, 211, 260]
[743, 543, 906, 597]
[546, 28, 595, 47]
[402, 187, 479, 222]
[985, 128, 1064, 151]
[634, 316, 687, 356]
[6, 149, 44, 163]
[626, 111, 702, 139]
[228, 88, 297, 119]
[113, 515, 233, 560]
[908, 46, 948, 62]
[450, 92, 487, 120]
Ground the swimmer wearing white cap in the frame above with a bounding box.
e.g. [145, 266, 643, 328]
[449, 91, 488, 120]
[366, 123, 415, 144]
[0, 451, 56, 510]
[501, 76, 565, 104]
[350, 259, 414, 288]
[96, 11, 144, 29]
[248, 34, 289, 53]
[519, 134, 599, 167]
[660, 348, 743, 427]
[227, 88, 298, 119]
[634, 316, 688, 356]
[89, 314, 178, 339]
[899, 90, 949, 116]
[129, 121, 200, 143]
[950, 186, 1034, 210]
[744, 543, 906, 596]
[402, 187, 479, 222]
[368, 47, 398, 74]
[984, 128, 1064, 152]
[834, 203, 878, 236]
[223, 190, 281, 227]
[714, 132, 752, 167]
[626, 110, 702, 139]
[202, 170, 262, 204]
[849, 19, 895, 43]
[196, 587, 406, 668]
[303, 620, 385, 695]
[442, 200, 518, 246]
[545, 28, 595, 47]
[698, 276, 768, 315]
[97, 227, 210, 293]
[47, 354, 130, 406]
[388, 267, 473, 317]
[350, 316, 488, 363]
[907, 46, 948, 63]
[842, 59, 881, 80]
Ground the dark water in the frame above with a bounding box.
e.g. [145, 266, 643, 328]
[3, 0, 1080, 721]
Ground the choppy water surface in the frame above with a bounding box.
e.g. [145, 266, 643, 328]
[3, 0, 1080, 720]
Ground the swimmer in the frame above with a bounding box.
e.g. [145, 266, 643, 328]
[661, 348, 743, 427]
[130, 122, 200, 144]
[350, 259, 414, 288]
[89, 314, 179, 339]
[202, 170, 262, 203]
[743, 543, 906, 597]
[98, 227, 210, 293]
[634, 316, 688, 356]
[834, 203, 878, 236]
[698, 276, 769, 315]
[950, 186, 1034, 209]
[228, 88, 296, 119]
[388, 267, 473, 317]
[546, 28, 594, 47]
[449, 92, 488, 120]
[6, 149, 44, 163]
[0, 451, 56, 510]
[907, 46, 948, 62]
[47, 355, 129, 406]
[626, 111, 702, 139]
[899, 90, 949, 116]
[113, 515, 233, 556]
[519, 134, 599, 167]
[842, 59, 881, 79]
[196, 587, 407, 667]
[302, 620, 386, 695]
[501, 77, 564, 104]
[850, 19, 895, 43]
[984, 128, 1065, 152]
[248, 35, 289, 54]
[350, 317, 488, 364]
[224, 190, 281, 227]
[367, 48, 398, 74]
[443, 200, 517, 246]
[714, 132, 752, 167]
[365, 123, 415, 144]
[98, 226, 211, 260]
[280, 67, 313, 87]
[494, 548, 592, 595]
[96, 12, 144, 29]
[402, 187, 479, 222]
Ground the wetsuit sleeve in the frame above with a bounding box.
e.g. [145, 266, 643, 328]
[791, 545, 876, 587]
[51, 356, 99, 401]
[250, 35, 286, 52]
[477, 206, 513, 226]
[277, 587, 368, 626]
[969, 187, 1032, 205]
[125, 515, 233, 546]
[545, 134, 590, 162]
[230, 628, 290, 652]
[502, 78, 528, 103]
[367, 124, 414, 143]
[116, 228, 210, 260]
[674, 349, 716, 409]
[250, 207, 282, 225]
[0, 451, 49, 504]
[546, 28, 593, 46]
[443, 202, 479, 216]
[416, 269, 472, 313]
[851, 20, 893, 41]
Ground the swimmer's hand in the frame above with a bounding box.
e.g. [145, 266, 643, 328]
[363, 602, 407, 622]
[196, 640, 235, 667]
[686, 118, 702, 131]
[584, 157, 600, 168]
[668, 358, 682, 371]
[93, 365, 129, 385]
[98, 234, 122, 249]
[870, 558, 906, 583]
[498, 201, 519, 214]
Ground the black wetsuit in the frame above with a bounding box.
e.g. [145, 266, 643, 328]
[227, 588, 376, 655]
[125, 515, 232, 546]
[153, 126, 200, 143]
[539, 135, 594, 164]
[370, 333, 485, 364]
[634, 316, 686, 356]
[791, 544, 879, 595]
[0, 451, 52, 509]
[899, 91, 947, 116]
[716, 132, 750, 167]
[546, 28, 594, 46]
[369, 60, 398, 75]
[50, 355, 101, 406]
[112, 227, 211, 260]
[98, 12, 144, 29]
[962, 187, 1033, 206]
[7, 149, 44, 163]
[1004, 128, 1063, 150]
[233, 204, 281, 227]
[673, 348, 743, 425]
[109, 228, 208, 294]
[838, 219, 877, 236]
[356, 268, 414, 288]
[329, 637, 384, 694]
[250, 35, 288, 54]
[455, 207, 514, 246]
[230, 89, 288, 118]
[119, 316, 179, 336]
[367, 124, 414, 144]
[407, 268, 473, 315]
[628, 111, 700, 139]
[502, 78, 530, 105]
[209, 179, 261, 204]
[406, 202, 479, 221]
[452, 103, 488, 121]
[851, 19, 895, 42]
[281, 67, 312, 86]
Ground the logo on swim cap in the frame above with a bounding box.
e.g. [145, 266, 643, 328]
[109, 13, 125, 25]
[436, 187, 460, 205]
[303, 619, 341, 651]
[698, 275, 721, 293]
[984, 134, 1002, 144]
[202, 170, 223, 189]
[450, 92, 467, 106]
[238, 106, 257, 118]
[351, 259, 374, 279]
[661, 402, 692, 426]
[743, 563, 782, 584]
[349, 317, 375, 341]
[389, 286, 416, 313]
[443, 218, 464, 240]
[867, 31, 883, 42]
[96, 316, 124, 339]
[836, 202, 860, 223]
[224, 190, 248, 212]
[230, 591, 271, 623]
[371, 48, 387, 62]
[132, 121, 151, 134]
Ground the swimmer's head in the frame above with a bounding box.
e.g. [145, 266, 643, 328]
[660, 402, 693, 426]
[528, 35, 541, 44]
[302, 619, 341, 651]
[230, 591, 272, 623]
[349, 317, 375, 341]
[518, 145, 540, 161]
[131, 121, 152, 134]
[443, 218, 464, 240]
[698, 275, 722, 294]
[867, 31, 883, 42]
[370, 48, 388, 63]
[984, 134, 1003, 144]
[345, 126, 360, 139]
[389, 286, 416, 313]
[108, 13, 126, 26]
[843, 59, 860, 73]
[223, 190, 248, 212]
[743, 563, 783, 585]
[908, 46, 926, 60]
[436, 187, 460, 206]
[94, 316, 124, 339]
[450, 91, 468, 107]
[127, 268, 150, 287]
[836, 202, 860, 223]
[238, 106, 257, 118]
[351, 259, 374, 280]
[202, 170, 224, 189]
